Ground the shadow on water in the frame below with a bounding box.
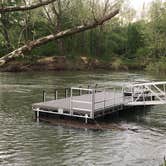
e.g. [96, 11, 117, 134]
[37, 106, 154, 132]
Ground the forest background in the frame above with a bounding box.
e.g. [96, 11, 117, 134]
[0, 0, 166, 73]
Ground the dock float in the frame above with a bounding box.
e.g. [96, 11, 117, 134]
[32, 81, 166, 123]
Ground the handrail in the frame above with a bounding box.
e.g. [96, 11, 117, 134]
[71, 87, 93, 91]
[95, 98, 114, 104]
[95, 95, 124, 104]
[128, 81, 166, 87]
[71, 100, 92, 104]
[72, 107, 92, 112]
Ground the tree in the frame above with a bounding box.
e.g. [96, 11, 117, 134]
[126, 23, 144, 58]
[0, 8, 119, 65]
[147, 0, 166, 58]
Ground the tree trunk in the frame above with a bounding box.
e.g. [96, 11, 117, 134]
[0, 9, 119, 66]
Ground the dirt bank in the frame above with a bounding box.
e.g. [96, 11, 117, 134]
[0, 56, 129, 72]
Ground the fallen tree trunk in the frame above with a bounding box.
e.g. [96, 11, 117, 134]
[0, 0, 57, 13]
[0, 9, 119, 66]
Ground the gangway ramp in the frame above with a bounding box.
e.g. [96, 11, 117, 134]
[124, 81, 166, 106]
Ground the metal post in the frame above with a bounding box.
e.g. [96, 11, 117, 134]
[113, 88, 115, 109]
[131, 87, 134, 102]
[150, 85, 152, 101]
[43, 90, 46, 102]
[36, 110, 39, 123]
[122, 87, 124, 104]
[163, 84, 166, 98]
[163, 84, 166, 94]
[91, 89, 95, 119]
[85, 114, 88, 124]
[70, 88, 73, 115]
[54, 89, 58, 100]
[143, 85, 145, 105]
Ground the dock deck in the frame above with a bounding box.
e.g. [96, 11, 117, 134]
[33, 91, 125, 119]
[32, 81, 166, 122]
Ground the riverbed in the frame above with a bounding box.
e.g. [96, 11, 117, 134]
[0, 71, 166, 166]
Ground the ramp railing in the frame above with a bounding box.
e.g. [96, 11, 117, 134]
[124, 81, 166, 106]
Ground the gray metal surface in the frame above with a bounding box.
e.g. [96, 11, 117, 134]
[33, 91, 123, 113]
[32, 81, 166, 120]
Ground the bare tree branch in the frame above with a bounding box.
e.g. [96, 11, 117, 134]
[0, 9, 119, 65]
[90, 0, 98, 22]
[39, 0, 55, 27]
[0, 0, 57, 13]
[103, 0, 110, 16]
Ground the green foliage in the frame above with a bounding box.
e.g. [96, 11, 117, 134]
[0, 0, 166, 74]
[111, 58, 125, 70]
[147, 0, 166, 58]
[126, 23, 145, 58]
[146, 57, 166, 74]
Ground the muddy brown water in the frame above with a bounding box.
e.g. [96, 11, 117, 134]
[0, 71, 166, 166]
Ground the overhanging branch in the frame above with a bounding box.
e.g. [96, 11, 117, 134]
[0, 0, 57, 13]
[0, 9, 119, 66]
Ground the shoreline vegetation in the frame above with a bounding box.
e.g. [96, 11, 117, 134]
[0, 56, 142, 72]
[0, 0, 166, 74]
[0, 55, 166, 74]
[0, 56, 135, 72]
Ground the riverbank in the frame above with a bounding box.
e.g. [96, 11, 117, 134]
[0, 56, 144, 72]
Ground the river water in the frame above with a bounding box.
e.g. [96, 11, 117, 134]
[0, 71, 166, 166]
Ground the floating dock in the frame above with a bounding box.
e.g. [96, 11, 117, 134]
[32, 81, 166, 123]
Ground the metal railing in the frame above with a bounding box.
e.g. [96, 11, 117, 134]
[94, 88, 124, 111]
[124, 81, 166, 105]
[69, 86, 124, 118]
[70, 87, 95, 118]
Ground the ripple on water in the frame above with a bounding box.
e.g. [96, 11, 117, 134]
[0, 71, 166, 166]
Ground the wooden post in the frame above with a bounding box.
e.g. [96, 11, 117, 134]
[43, 90, 46, 102]
[65, 88, 68, 98]
[95, 84, 98, 93]
[88, 85, 90, 94]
